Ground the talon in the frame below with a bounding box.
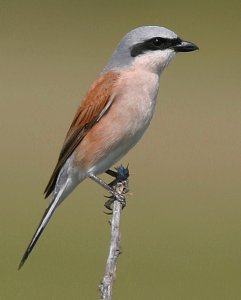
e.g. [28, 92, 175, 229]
[104, 192, 126, 210]
[103, 210, 113, 215]
[104, 197, 115, 211]
[90, 165, 129, 210]
[113, 192, 126, 209]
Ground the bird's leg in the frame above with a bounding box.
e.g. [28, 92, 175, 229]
[88, 173, 115, 195]
[105, 165, 129, 210]
[89, 165, 129, 210]
[88, 172, 126, 209]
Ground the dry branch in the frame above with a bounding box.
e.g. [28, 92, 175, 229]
[99, 166, 129, 300]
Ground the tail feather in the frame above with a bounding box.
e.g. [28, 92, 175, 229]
[18, 179, 69, 270]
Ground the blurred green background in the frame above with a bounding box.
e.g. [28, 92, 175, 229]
[1, 0, 240, 299]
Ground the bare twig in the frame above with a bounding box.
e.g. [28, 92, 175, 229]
[99, 166, 129, 300]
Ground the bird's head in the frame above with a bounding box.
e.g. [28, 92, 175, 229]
[105, 26, 198, 74]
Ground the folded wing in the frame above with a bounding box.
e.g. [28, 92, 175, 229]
[44, 71, 120, 198]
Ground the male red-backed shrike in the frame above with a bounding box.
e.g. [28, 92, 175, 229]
[19, 26, 198, 269]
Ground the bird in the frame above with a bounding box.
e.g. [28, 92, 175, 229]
[18, 25, 198, 269]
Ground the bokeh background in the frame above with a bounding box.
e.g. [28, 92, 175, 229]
[1, 1, 240, 299]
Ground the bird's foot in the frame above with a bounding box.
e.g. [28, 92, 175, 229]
[104, 186, 126, 211]
[104, 165, 129, 211]
[88, 165, 129, 212]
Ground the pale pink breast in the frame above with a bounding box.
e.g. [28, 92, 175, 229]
[74, 68, 160, 173]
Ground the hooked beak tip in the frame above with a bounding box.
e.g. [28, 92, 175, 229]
[173, 40, 199, 52]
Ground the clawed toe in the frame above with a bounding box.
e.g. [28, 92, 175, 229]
[89, 165, 129, 211]
[104, 191, 126, 211]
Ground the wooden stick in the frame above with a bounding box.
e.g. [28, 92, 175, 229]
[99, 166, 129, 300]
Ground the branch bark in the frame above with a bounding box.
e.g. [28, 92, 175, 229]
[99, 167, 129, 300]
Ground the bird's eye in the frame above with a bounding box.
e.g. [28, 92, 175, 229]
[152, 37, 164, 47]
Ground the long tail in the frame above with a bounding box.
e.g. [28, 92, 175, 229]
[18, 179, 69, 270]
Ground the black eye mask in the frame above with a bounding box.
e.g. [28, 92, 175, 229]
[130, 37, 182, 57]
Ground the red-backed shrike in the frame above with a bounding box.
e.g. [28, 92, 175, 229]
[19, 26, 198, 269]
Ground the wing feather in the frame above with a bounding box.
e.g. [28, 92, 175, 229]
[44, 71, 120, 198]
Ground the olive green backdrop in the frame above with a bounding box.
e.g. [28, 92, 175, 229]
[1, 0, 240, 299]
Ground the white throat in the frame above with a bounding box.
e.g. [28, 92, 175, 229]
[132, 50, 176, 75]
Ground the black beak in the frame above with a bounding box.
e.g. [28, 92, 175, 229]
[173, 40, 199, 52]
